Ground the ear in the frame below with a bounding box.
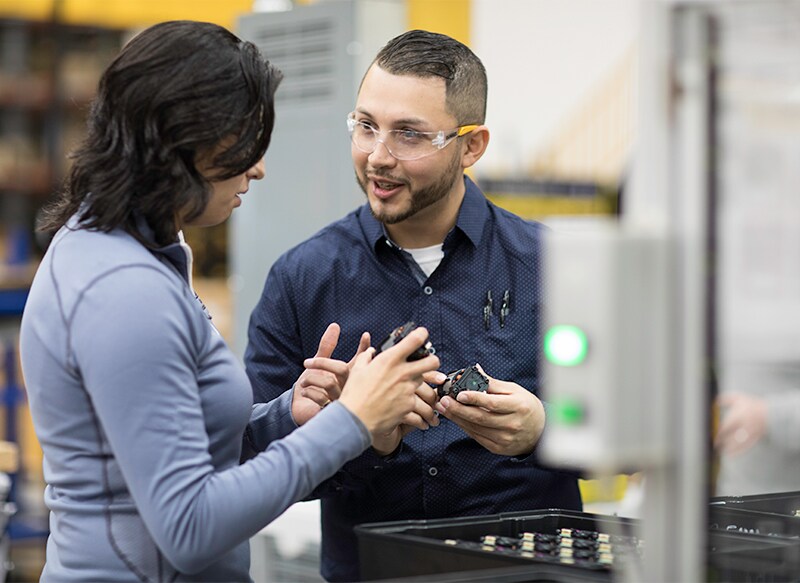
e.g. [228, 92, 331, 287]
[460, 126, 490, 169]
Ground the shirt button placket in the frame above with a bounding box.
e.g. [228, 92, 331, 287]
[419, 284, 437, 357]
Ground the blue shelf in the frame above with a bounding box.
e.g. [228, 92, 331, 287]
[0, 288, 28, 317]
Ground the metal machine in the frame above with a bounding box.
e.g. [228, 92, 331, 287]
[541, 1, 800, 581]
[234, 1, 800, 581]
[233, 0, 404, 358]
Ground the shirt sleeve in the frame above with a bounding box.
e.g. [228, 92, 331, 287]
[244, 259, 392, 496]
[70, 265, 370, 574]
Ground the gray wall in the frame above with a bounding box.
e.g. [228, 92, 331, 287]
[232, 0, 404, 358]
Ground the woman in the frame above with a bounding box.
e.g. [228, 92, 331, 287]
[19, 20, 440, 581]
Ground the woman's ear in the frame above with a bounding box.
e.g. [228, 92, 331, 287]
[461, 126, 490, 169]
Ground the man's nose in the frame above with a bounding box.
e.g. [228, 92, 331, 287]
[367, 140, 396, 166]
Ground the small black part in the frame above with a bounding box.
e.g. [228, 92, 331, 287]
[436, 364, 489, 399]
[572, 529, 598, 540]
[494, 536, 518, 548]
[376, 321, 433, 361]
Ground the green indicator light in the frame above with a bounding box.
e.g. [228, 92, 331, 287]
[544, 325, 588, 366]
[550, 398, 586, 425]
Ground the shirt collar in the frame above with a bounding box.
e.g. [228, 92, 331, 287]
[361, 175, 488, 253]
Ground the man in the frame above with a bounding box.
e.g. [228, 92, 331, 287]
[245, 29, 582, 582]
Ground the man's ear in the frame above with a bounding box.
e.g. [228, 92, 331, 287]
[461, 126, 490, 169]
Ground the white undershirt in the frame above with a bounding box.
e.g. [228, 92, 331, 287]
[405, 243, 445, 278]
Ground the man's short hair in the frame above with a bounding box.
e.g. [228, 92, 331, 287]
[372, 29, 487, 126]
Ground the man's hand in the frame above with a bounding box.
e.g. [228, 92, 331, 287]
[291, 323, 370, 425]
[434, 365, 545, 456]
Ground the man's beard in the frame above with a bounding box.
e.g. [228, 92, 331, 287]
[356, 150, 462, 225]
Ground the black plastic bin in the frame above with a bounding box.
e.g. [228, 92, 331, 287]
[707, 490, 800, 581]
[709, 503, 800, 539]
[367, 564, 614, 583]
[355, 510, 640, 582]
[710, 490, 800, 518]
[708, 529, 800, 582]
[356, 508, 800, 582]
[710, 491, 800, 545]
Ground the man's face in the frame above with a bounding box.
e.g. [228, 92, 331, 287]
[352, 64, 465, 226]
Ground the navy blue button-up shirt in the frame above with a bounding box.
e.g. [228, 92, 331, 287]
[245, 176, 582, 582]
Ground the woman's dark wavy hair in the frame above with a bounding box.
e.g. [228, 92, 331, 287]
[39, 20, 283, 247]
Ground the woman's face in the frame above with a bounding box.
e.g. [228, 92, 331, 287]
[181, 144, 266, 229]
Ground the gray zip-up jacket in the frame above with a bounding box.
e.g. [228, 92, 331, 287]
[19, 216, 370, 582]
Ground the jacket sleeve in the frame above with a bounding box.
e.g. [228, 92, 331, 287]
[70, 265, 370, 573]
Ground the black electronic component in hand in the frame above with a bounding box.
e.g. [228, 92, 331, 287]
[376, 321, 434, 361]
[437, 364, 489, 399]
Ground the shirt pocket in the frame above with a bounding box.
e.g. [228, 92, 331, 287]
[467, 288, 541, 392]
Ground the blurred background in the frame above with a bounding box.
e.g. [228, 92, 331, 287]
[0, 1, 636, 579]
[2, 1, 797, 582]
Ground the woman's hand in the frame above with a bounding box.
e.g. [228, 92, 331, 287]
[337, 327, 440, 442]
[371, 374, 444, 456]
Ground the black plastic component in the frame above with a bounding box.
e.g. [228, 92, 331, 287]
[376, 321, 434, 361]
[437, 364, 490, 399]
